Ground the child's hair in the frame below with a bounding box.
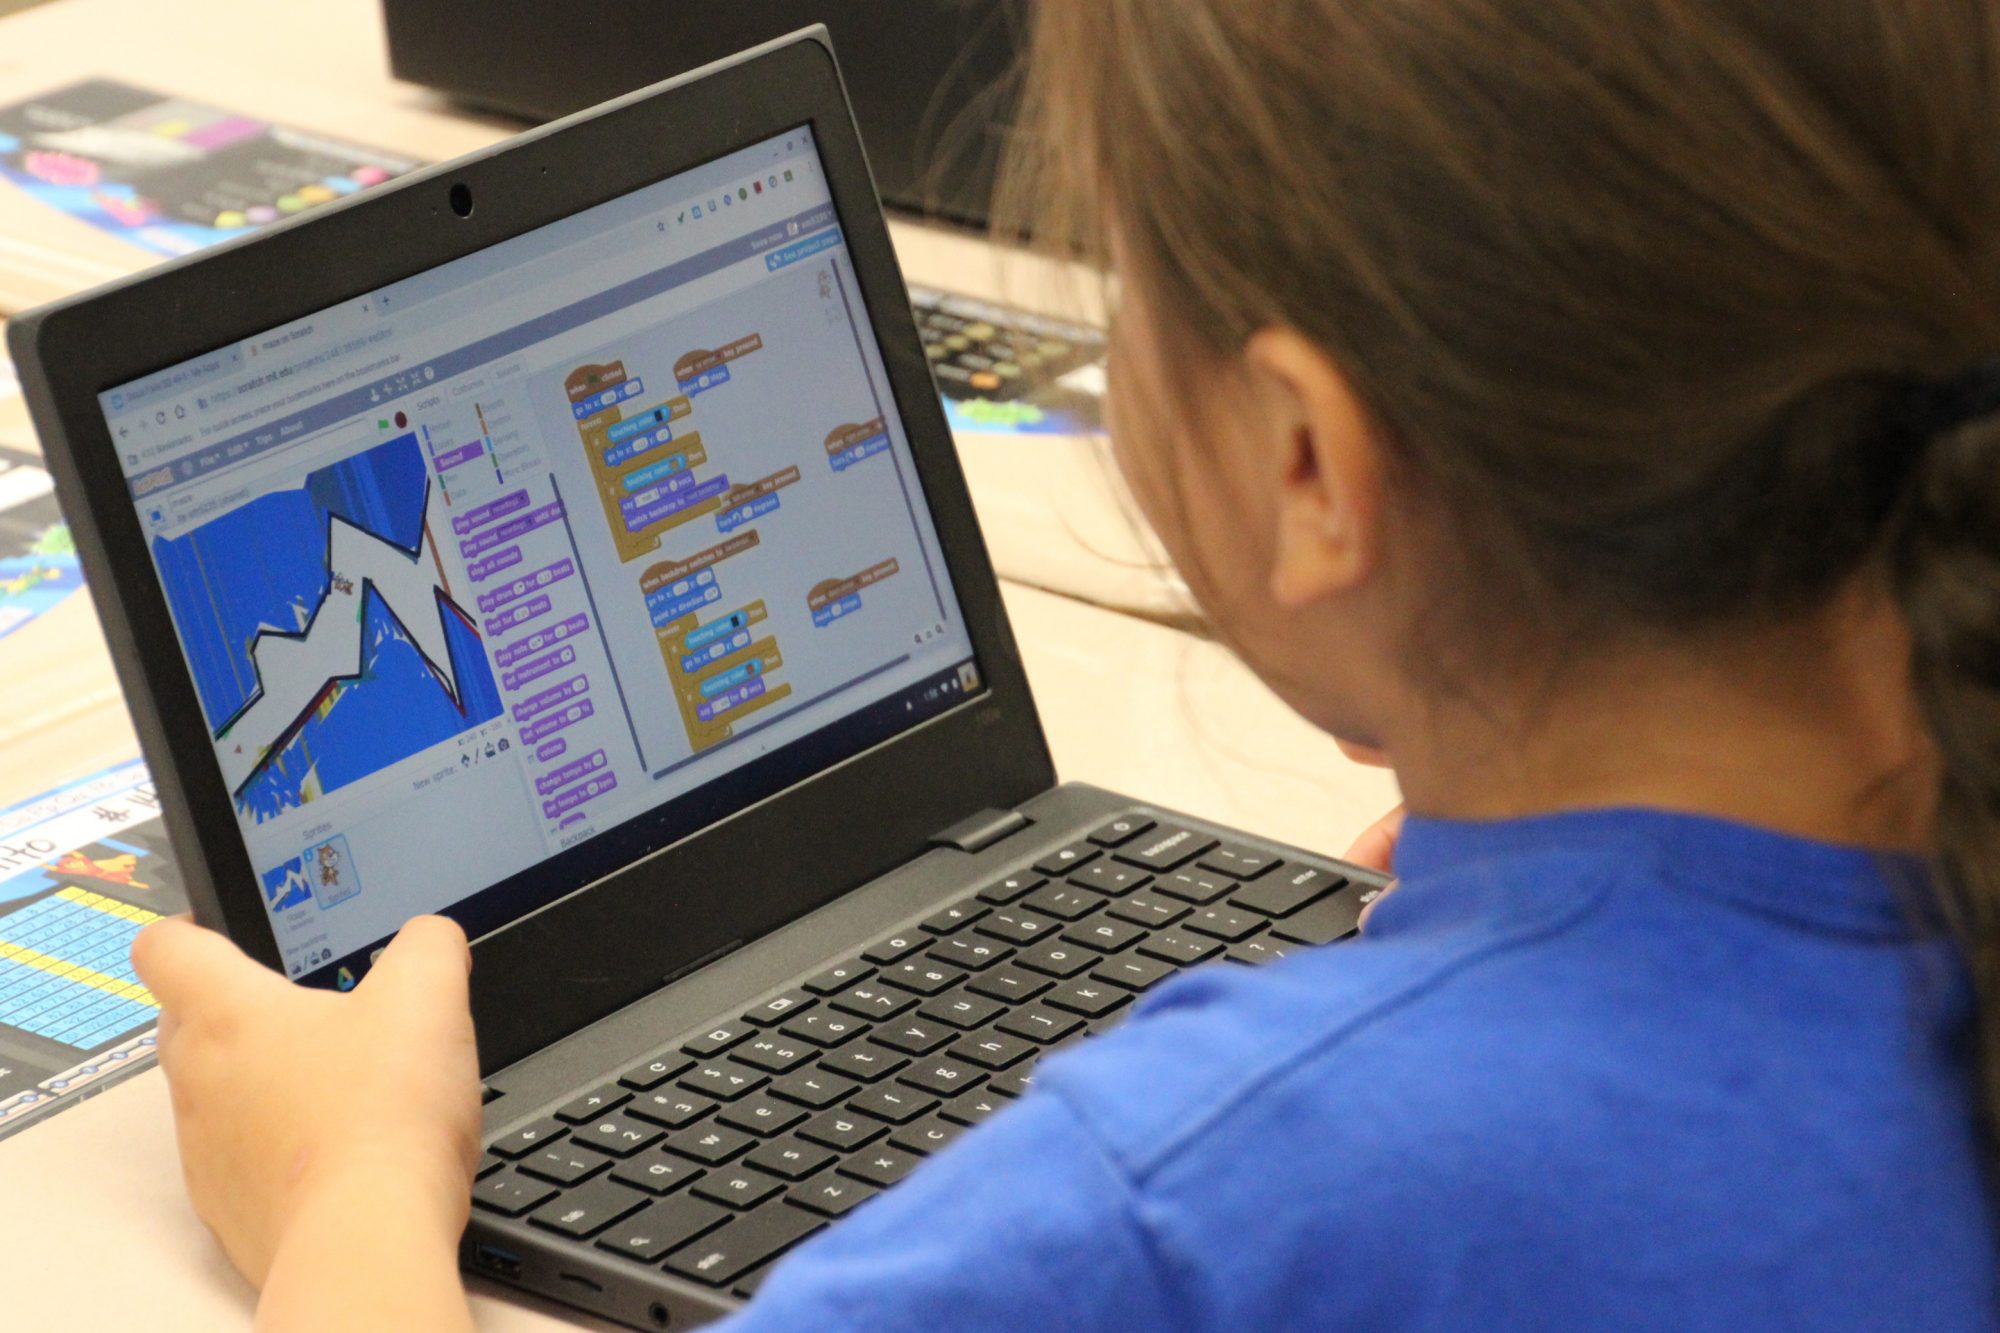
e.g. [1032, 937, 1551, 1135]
[1006, 0, 2000, 1133]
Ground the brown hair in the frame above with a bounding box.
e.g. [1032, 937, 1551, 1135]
[1006, 0, 2000, 1129]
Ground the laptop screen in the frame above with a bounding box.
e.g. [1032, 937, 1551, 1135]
[96, 128, 981, 987]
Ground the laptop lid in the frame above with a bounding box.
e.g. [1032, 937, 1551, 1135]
[9, 29, 1054, 1073]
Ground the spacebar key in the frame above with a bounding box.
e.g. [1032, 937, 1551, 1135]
[664, 1200, 826, 1285]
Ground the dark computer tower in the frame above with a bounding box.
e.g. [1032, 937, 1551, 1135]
[381, 0, 1024, 228]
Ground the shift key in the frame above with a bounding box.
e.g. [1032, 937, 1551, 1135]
[664, 1202, 826, 1285]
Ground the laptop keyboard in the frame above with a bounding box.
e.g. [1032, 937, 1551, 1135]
[472, 814, 1373, 1297]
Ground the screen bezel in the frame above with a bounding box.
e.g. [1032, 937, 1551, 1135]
[10, 31, 1055, 1072]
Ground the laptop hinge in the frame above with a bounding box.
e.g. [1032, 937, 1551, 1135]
[929, 807, 1031, 855]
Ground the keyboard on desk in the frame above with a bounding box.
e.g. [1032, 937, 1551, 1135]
[472, 813, 1372, 1299]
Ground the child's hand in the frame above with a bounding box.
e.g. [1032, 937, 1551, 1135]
[133, 915, 482, 1290]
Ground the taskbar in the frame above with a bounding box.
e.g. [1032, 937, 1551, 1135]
[293, 655, 985, 993]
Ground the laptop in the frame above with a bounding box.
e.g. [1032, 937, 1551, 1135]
[8, 29, 1384, 1330]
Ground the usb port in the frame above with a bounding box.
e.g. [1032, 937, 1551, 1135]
[473, 1242, 523, 1280]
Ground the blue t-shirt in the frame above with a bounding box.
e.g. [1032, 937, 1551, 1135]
[726, 809, 1997, 1330]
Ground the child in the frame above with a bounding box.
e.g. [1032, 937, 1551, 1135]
[131, 0, 2000, 1327]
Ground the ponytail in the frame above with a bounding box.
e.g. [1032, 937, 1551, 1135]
[1888, 388, 2000, 1143]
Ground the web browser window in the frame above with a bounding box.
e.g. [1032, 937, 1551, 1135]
[99, 128, 980, 986]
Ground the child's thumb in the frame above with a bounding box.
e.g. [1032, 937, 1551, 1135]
[363, 915, 472, 1004]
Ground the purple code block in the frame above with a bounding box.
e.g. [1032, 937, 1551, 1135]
[519, 698, 595, 744]
[484, 592, 552, 636]
[468, 546, 523, 583]
[624, 475, 730, 533]
[477, 558, 576, 614]
[534, 749, 608, 796]
[459, 500, 565, 557]
[452, 489, 530, 536]
[495, 613, 589, 667]
[695, 675, 769, 723]
[542, 771, 619, 819]
[501, 643, 577, 691]
[511, 674, 589, 723]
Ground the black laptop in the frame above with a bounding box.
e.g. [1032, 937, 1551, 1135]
[7, 30, 1383, 1330]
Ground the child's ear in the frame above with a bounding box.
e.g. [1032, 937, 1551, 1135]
[1243, 328, 1385, 609]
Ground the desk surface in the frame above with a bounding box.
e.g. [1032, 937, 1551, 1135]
[0, 1, 1396, 1324]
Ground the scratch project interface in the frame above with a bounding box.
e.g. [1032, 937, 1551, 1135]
[101, 130, 980, 986]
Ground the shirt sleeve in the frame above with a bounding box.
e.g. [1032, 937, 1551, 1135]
[715, 1088, 1181, 1333]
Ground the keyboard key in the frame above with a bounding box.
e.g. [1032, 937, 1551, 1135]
[1153, 869, 1237, 905]
[899, 1057, 985, 1098]
[997, 1005, 1084, 1044]
[666, 1201, 823, 1284]
[1087, 814, 1156, 848]
[976, 908, 1059, 946]
[717, 1095, 808, 1137]
[679, 1061, 769, 1102]
[1107, 892, 1188, 929]
[891, 1113, 967, 1156]
[520, 1143, 612, 1186]
[950, 1030, 1036, 1070]
[1023, 884, 1102, 922]
[595, 1194, 728, 1263]
[850, 1084, 939, 1124]
[1231, 864, 1345, 917]
[781, 1009, 869, 1047]
[743, 989, 815, 1026]
[1063, 918, 1148, 953]
[626, 1089, 716, 1130]
[1091, 953, 1178, 992]
[692, 1166, 786, 1210]
[1183, 906, 1264, 943]
[744, 1137, 836, 1181]
[928, 933, 1014, 972]
[473, 1168, 558, 1217]
[554, 1084, 630, 1124]
[976, 872, 1045, 905]
[574, 1114, 665, 1158]
[489, 1117, 565, 1159]
[1014, 940, 1095, 978]
[1033, 842, 1101, 876]
[989, 1063, 1039, 1098]
[840, 1145, 923, 1188]
[883, 959, 966, 996]
[1044, 981, 1130, 1020]
[920, 898, 989, 935]
[1267, 886, 1367, 945]
[734, 1034, 816, 1075]
[611, 1149, 704, 1196]
[862, 933, 925, 965]
[965, 964, 1052, 1004]
[767, 1070, 859, 1109]
[1114, 825, 1220, 872]
[1200, 842, 1285, 881]
[802, 958, 874, 995]
[828, 982, 919, 1020]
[618, 1054, 695, 1091]
[1068, 860, 1151, 896]
[1138, 931, 1225, 966]
[683, 1022, 752, 1058]
[918, 988, 1005, 1029]
[476, 1153, 506, 1180]
[788, 1175, 879, 1217]
[1226, 933, 1297, 966]
[940, 1088, 1007, 1126]
[875, 1016, 954, 1056]
[797, 1109, 887, 1152]
[819, 1041, 910, 1082]
[529, 1176, 649, 1239]
[667, 1124, 757, 1165]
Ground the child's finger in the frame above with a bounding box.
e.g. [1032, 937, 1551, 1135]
[1343, 804, 1406, 876]
[132, 915, 264, 1014]
[363, 916, 472, 1005]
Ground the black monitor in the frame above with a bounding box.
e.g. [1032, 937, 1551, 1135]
[382, 0, 1023, 229]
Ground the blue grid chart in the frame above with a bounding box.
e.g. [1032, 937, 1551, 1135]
[0, 887, 159, 1048]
